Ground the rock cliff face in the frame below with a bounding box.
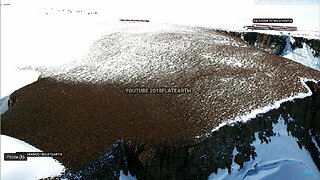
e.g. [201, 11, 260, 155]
[218, 30, 320, 57]
[291, 37, 320, 57]
[58, 81, 320, 179]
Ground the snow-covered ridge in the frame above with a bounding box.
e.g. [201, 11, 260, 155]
[209, 116, 320, 180]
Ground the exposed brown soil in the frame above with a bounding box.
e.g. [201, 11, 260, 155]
[1, 78, 202, 170]
[1, 27, 320, 172]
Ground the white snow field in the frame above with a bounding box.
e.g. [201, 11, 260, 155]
[0, 135, 65, 180]
[282, 36, 320, 71]
[0, 69, 39, 115]
[208, 116, 320, 180]
[1, 0, 319, 179]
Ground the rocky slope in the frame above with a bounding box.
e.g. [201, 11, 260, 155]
[1, 24, 320, 179]
[48, 81, 320, 179]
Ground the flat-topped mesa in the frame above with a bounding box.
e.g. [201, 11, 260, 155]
[1, 24, 320, 171]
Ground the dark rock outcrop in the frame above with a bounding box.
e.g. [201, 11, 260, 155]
[8, 94, 21, 109]
[218, 30, 320, 57]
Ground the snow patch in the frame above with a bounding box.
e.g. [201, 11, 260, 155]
[0, 69, 39, 98]
[0, 69, 39, 115]
[218, 57, 244, 68]
[208, 116, 320, 180]
[1, 135, 65, 180]
[0, 96, 9, 115]
[244, 160, 317, 180]
[120, 170, 137, 180]
[282, 36, 320, 71]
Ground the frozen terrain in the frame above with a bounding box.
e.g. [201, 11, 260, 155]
[1, 0, 319, 98]
[282, 36, 320, 71]
[208, 116, 320, 180]
[1, 0, 319, 179]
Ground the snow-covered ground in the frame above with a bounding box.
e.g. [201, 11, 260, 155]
[208, 116, 320, 180]
[282, 36, 320, 71]
[0, 135, 65, 180]
[1, 0, 108, 99]
[1, 0, 319, 98]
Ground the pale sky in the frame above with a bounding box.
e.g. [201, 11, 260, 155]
[2, 0, 319, 30]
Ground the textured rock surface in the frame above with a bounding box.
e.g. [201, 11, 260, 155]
[54, 81, 320, 179]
